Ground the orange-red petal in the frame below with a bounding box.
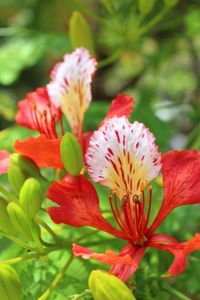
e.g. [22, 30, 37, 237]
[110, 243, 146, 282]
[14, 135, 63, 169]
[73, 244, 135, 266]
[148, 150, 200, 234]
[100, 94, 134, 127]
[149, 233, 200, 276]
[47, 175, 126, 239]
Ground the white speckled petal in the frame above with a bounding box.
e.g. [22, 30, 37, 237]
[47, 47, 97, 137]
[86, 116, 161, 199]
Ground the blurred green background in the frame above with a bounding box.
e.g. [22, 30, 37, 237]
[1, 0, 200, 299]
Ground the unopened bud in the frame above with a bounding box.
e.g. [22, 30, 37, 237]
[139, 0, 156, 16]
[0, 200, 16, 234]
[10, 154, 41, 178]
[164, 0, 178, 7]
[19, 178, 43, 219]
[7, 202, 32, 240]
[0, 264, 21, 300]
[60, 133, 83, 176]
[89, 270, 136, 300]
[69, 11, 95, 56]
[8, 165, 26, 194]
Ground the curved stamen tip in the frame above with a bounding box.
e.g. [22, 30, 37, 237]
[147, 184, 152, 190]
[140, 181, 146, 192]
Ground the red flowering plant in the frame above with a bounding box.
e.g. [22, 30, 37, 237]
[48, 115, 200, 282]
[0, 4, 199, 299]
[14, 48, 134, 171]
[0, 47, 139, 299]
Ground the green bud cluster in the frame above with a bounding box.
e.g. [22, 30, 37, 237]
[7, 154, 43, 198]
[89, 270, 136, 300]
[0, 264, 21, 300]
[7, 202, 33, 240]
[0, 175, 44, 246]
[10, 154, 42, 179]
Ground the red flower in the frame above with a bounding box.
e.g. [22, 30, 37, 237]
[0, 150, 10, 175]
[47, 116, 200, 281]
[16, 87, 62, 139]
[15, 87, 63, 168]
[15, 48, 134, 169]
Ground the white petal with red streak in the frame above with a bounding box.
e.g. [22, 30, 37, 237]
[47, 48, 97, 136]
[86, 116, 161, 199]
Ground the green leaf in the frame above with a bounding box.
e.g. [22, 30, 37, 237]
[139, 0, 156, 16]
[60, 133, 83, 176]
[89, 270, 136, 300]
[69, 11, 95, 56]
[0, 36, 46, 85]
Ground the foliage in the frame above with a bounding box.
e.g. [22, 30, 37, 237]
[0, 0, 200, 299]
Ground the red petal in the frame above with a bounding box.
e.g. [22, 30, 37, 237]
[47, 175, 126, 239]
[82, 131, 93, 156]
[14, 135, 63, 169]
[149, 233, 200, 276]
[184, 233, 200, 255]
[110, 243, 146, 282]
[16, 87, 61, 139]
[100, 94, 134, 127]
[0, 150, 10, 174]
[73, 243, 135, 266]
[148, 150, 200, 234]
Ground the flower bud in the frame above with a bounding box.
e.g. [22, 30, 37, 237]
[0, 264, 21, 300]
[19, 178, 43, 219]
[0, 200, 16, 234]
[7, 202, 33, 240]
[60, 133, 83, 176]
[89, 270, 136, 300]
[164, 0, 178, 7]
[69, 11, 95, 56]
[8, 165, 26, 194]
[10, 153, 41, 178]
[139, 0, 156, 16]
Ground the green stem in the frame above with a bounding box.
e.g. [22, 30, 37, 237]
[0, 245, 62, 265]
[37, 255, 74, 300]
[161, 282, 192, 300]
[138, 7, 169, 36]
[98, 49, 122, 68]
[0, 186, 18, 203]
[73, 229, 99, 243]
[35, 217, 61, 244]
[0, 230, 35, 250]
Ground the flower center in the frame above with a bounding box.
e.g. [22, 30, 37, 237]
[109, 186, 152, 244]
